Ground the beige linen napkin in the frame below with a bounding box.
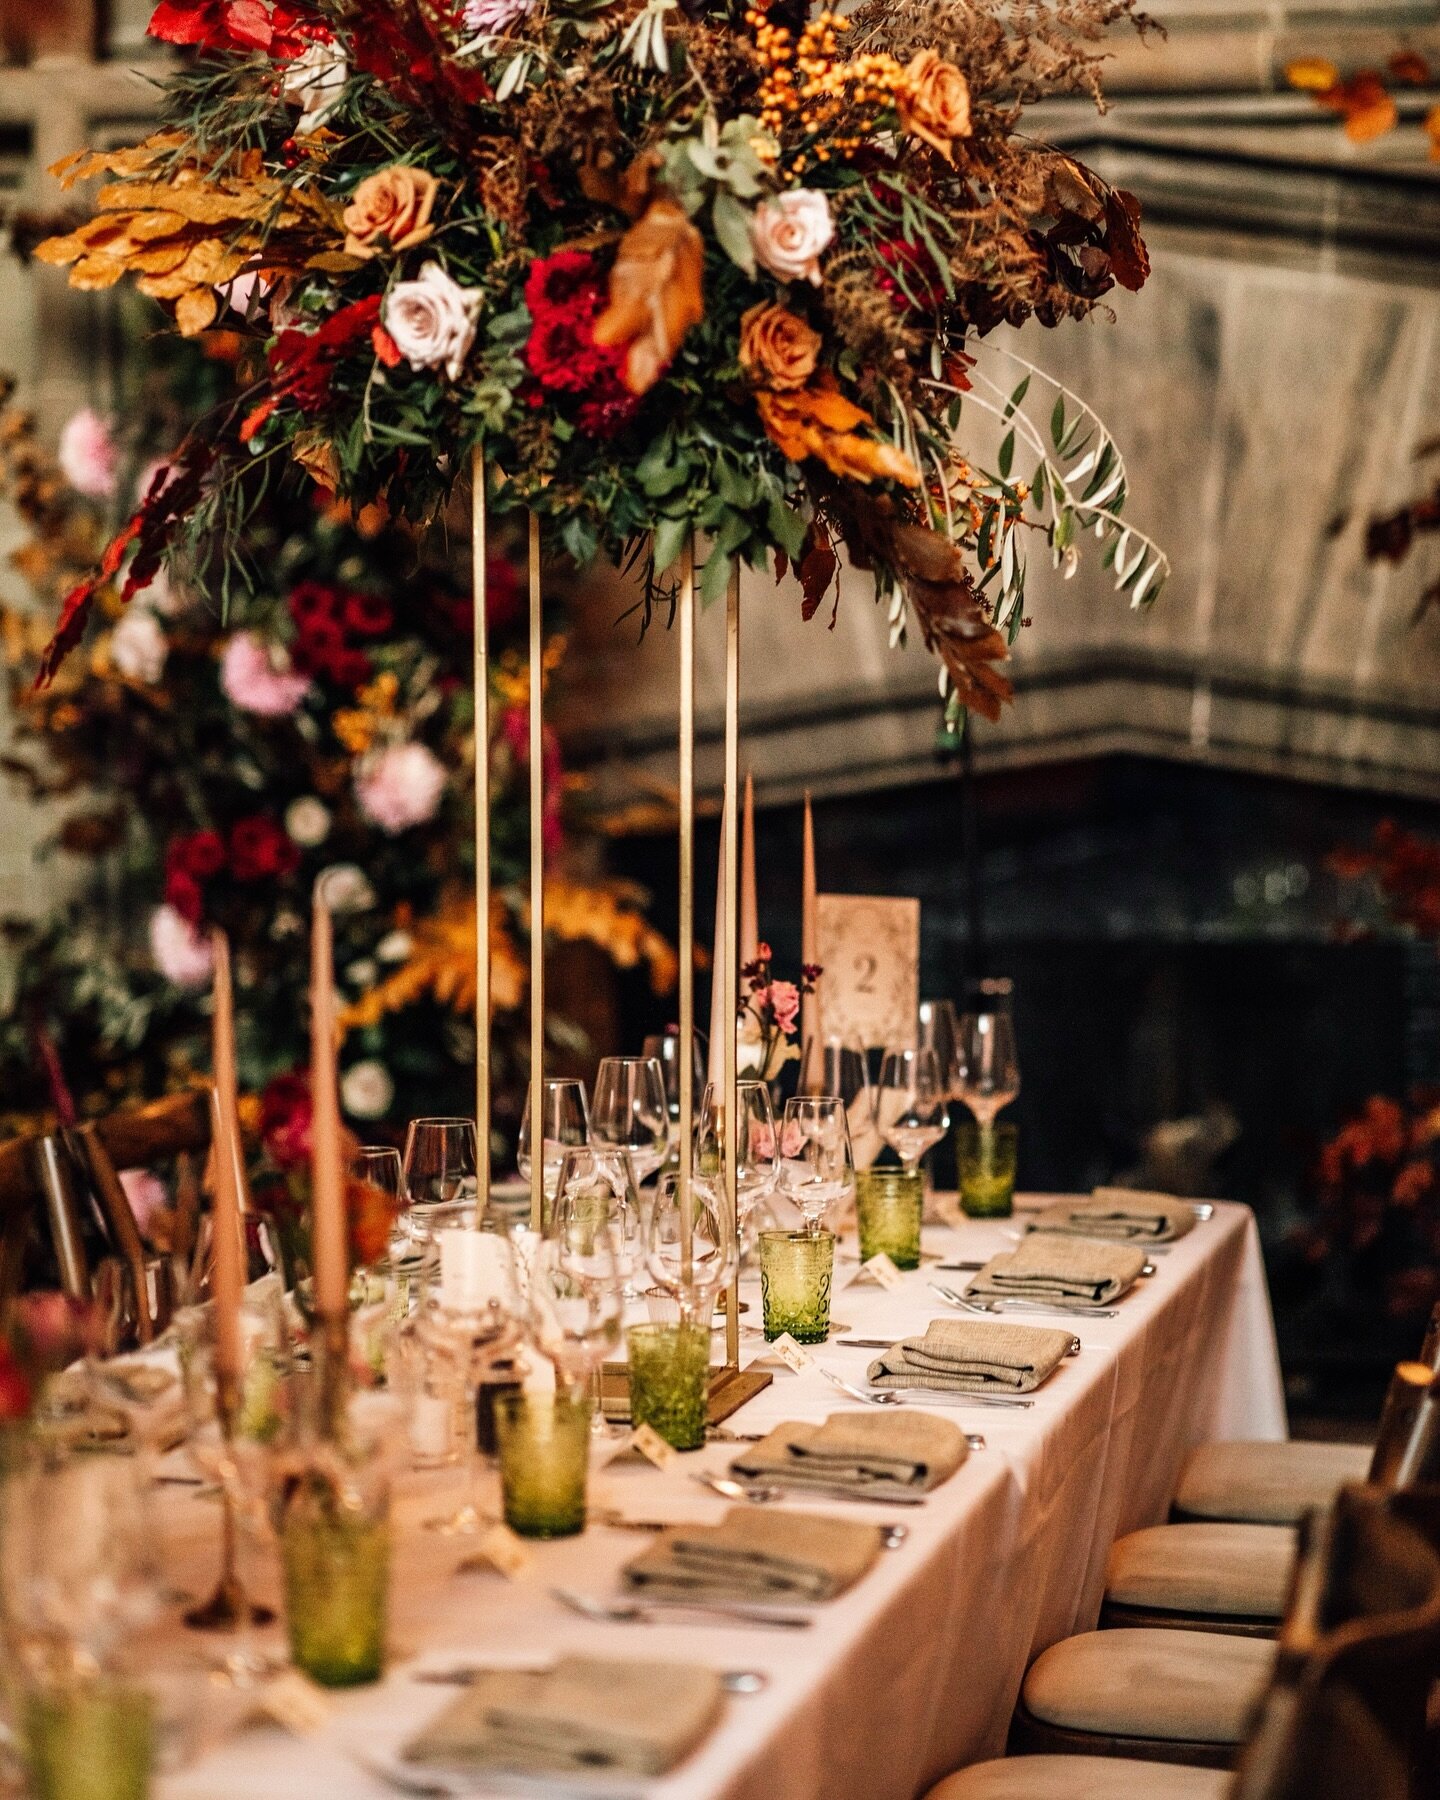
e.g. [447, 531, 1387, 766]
[1032, 1188, 1196, 1244]
[966, 1230, 1145, 1307]
[866, 1317, 1074, 1394]
[731, 1410, 967, 1494]
[626, 1506, 880, 1602]
[406, 1656, 724, 1778]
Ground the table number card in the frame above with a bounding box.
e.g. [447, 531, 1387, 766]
[816, 895, 920, 1050]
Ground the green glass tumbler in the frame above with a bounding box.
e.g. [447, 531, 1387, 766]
[495, 1389, 591, 1538]
[22, 1680, 153, 1800]
[855, 1168, 924, 1269]
[627, 1322, 710, 1451]
[958, 1122, 1018, 1218]
[760, 1229, 835, 1343]
[280, 1477, 391, 1687]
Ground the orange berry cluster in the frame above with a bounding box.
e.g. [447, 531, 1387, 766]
[747, 6, 909, 174]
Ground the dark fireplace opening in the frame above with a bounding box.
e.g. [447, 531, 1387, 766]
[608, 753, 1440, 1421]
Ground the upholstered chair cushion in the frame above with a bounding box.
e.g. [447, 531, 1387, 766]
[1174, 1441, 1372, 1525]
[925, 1753, 1232, 1800]
[1105, 1522, 1297, 1619]
[1022, 1627, 1275, 1743]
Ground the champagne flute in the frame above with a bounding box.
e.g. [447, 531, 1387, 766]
[876, 1046, 951, 1173]
[401, 1117, 478, 1253]
[798, 1033, 879, 1169]
[955, 1009, 1021, 1130]
[777, 1096, 855, 1234]
[694, 1080, 777, 1234]
[517, 1079, 590, 1219]
[646, 1170, 735, 1322]
[590, 1057, 669, 1188]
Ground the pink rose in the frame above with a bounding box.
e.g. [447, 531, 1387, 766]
[768, 979, 800, 1036]
[220, 631, 311, 717]
[355, 740, 447, 833]
[149, 904, 215, 988]
[383, 263, 482, 382]
[58, 406, 118, 499]
[750, 190, 834, 287]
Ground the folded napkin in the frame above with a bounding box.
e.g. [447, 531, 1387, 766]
[1032, 1188, 1196, 1244]
[406, 1656, 724, 1778]
[866, 1317, 1075, 1394]
[731, 1410, 967, 1494]
[626, 1506, 880, 1603]
[966, 1230, 1145, 1307]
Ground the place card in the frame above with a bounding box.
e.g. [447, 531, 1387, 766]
[816, 894, 920, 1049]
[630, 1423, 680, 1471]
[770, 1332, 814, 1373]
[462, 1521, 533, 1581]
[252, 1670, 333, 1736]
[858, 1252, 905, 1291]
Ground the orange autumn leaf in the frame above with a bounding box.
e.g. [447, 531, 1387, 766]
[592, 197, 705, 396]
[756, 380, 921, 488]
[1284, 57, 1339, 92]
[1427, 103, 1440, 161]
[1387, 51, 1431, 87]
[1310, 69, 1399, 142]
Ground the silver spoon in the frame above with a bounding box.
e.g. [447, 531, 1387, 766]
[929, 1280, 1118, 1321]
[817, 1366, 903, 1407]
[551, 1585, 811, 1631]
[691, 1472, 919, 1531]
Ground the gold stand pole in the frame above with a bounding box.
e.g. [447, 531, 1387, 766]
[528, 513, 544, 1235]
[472, 449, 491, 1217]
[677, 542, 695, 1273]
[722, 564, 740, 1371]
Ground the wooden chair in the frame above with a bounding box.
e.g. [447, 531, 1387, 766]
[0, 1089, 212, 1345]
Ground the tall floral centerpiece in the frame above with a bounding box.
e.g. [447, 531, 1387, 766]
[35, 0, 1166, 723]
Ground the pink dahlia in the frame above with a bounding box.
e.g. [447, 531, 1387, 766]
[58, 406, 119, 499]
[220, 631, 311, 717]
[355, 741, 447, 834]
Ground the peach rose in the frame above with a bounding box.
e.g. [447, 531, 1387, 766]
[900, 50, 972, 160]
[739, 302, 821, 391]
[343, 166, 438, 260]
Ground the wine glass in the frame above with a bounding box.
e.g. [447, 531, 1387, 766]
[955, 1009, 1020, 1129]
[694, 1079, 777, 1233]
[642, 1030, 706, 1130]
[876, 1046, 951, 1174]
[401, 1118, 478, 1252]
[918, 999, 963, 1096]
[777, 1096, 855, 1233]
[646, 1170, 735, 1322]
[355, 1145, 402, 1199]
[551, 1147, 643, 1296]
[517, 1079, 589, 1219]
[527, 1227, 624, 1433]
[798, 1033, 879, 1169]
[590, 1057, 669, 1188]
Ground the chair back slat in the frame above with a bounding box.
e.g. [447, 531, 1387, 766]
[1367, 1363, 1439, 1488]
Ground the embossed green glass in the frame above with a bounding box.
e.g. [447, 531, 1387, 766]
[280, 1478, 391, 1687]
[22, 1681, 153, 1800]
[760, 1229, 835, 1344]
[855, 1168, 924, 1269]
[494, 1390, 591, 1538]
[958, 1122, 1018, 1218]
[627, 1322, 710, 1450]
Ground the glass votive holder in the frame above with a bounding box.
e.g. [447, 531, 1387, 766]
[627, 1322, 710, 1451]
[494, 1389, 591, 1538]
[855, 1168, 924, 1269]
[21, 1678, 154, 1800]
[958, 1122, 1019, 1218]
[759, 1229, 835, 1343]
[279, 1474, 391, 1687]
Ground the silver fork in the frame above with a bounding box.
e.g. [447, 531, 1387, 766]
[551, 1585, 812, 1630]
[929, 1280, 1118, 1321]
[822, 1362, 1032, 1410]
[692, 1471, 921, 1529]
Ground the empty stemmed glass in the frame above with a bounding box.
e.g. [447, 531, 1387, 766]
[590, 1057, 670, 1189]
[798, 1033, 879, 1170]
[528, 1217, 625, 1434]
[694, 1079, 777, 1240]
[918, 999, 963, 1097]
[955, 1009, 1020, 1132]
[517, 1079, 590, 1221]
[876, 1046, 951, 1174]
[642, 1030, 706, 1134]
[401, 1118, 479, 1256]
[646, 1171, 735, 1323]
[552, 1147, 643, 1297]
[777, 1096, 855, 1234]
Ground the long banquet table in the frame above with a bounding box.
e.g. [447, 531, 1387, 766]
[161, 1197, 1285, 1800]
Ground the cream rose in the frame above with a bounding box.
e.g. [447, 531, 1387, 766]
[382, 262, 482, 381]
[343, 166, 438, 260]
[739, 302, 821, 391]
[750, 190, 834, 288]
[282, 39, 348, 134]
[899, 50, 972, 159]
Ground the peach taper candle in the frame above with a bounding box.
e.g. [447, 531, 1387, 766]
[309, 878, 348, 1323]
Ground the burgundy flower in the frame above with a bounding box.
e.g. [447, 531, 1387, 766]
[177, 829, 226, 880]
[164, 868, 204, 924]
[342, 589, 394, 636]
[229, 813, 300, 882]
[288, 579, 342, 629]
[260, 1070, 312, 1171]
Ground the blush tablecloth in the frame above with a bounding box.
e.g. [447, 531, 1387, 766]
[160, 1197, 1284, 1800]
